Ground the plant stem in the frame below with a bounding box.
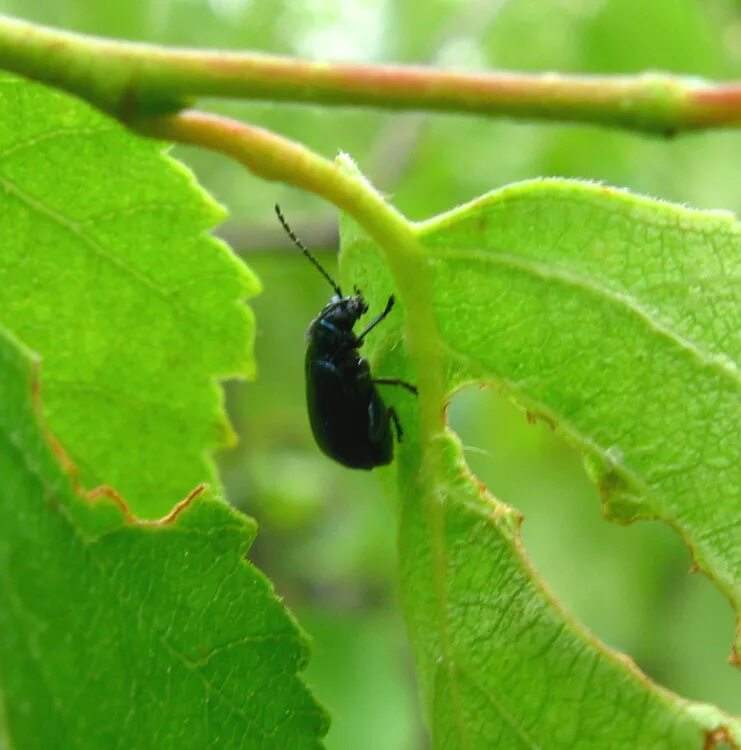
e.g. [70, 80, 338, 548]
[0, 13, 739, 135]
[139, 111, 402, 237]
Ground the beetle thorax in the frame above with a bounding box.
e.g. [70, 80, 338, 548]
[319, 294, 368, 330]
[306, 294, 368, 351]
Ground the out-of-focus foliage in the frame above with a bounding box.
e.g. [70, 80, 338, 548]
[1, 0, 738, 746]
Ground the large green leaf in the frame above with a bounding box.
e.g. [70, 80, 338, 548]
[341, 176, 740, 748]
[0, 74, 327, 748]
[0, 326, 328, 748]
[0, 73, 258, 518]
[418, 180, 740, 600]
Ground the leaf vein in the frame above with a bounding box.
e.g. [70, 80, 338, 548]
[432, 247, 739, 385]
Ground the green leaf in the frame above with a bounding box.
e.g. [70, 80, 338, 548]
[341, 175, 740, 748]
[0, 325, 328, 749]
[0, 74, 259, 518]
[0, 74, 327, 747]
[417, 180, 740, 612]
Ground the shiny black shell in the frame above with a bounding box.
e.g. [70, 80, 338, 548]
[305, 295, 393, 469]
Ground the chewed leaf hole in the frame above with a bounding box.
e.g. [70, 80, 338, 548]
[447, 383, 740, 714]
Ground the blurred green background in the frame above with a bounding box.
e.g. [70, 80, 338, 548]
[5, 0, 740, 746]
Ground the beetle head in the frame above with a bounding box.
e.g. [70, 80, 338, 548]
[321, 293, 368, 330]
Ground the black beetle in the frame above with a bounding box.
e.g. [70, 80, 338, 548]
[275, 204, 417, 469]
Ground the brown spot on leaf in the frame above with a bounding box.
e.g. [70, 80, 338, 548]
[524, 409, 556, 430]
[29, 357, 84, 494]
[28, 346, 205, 528]
[704, 726, 737, 750]
[596, 468, 628, 509]
[146, 483, 207, 526]
[730, 621, 740, 667]
[44, 428, 79, 483]
[85, 484, 207, 526]
[87, 485, 134, 522]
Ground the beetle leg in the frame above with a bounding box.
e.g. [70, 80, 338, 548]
[373, 377, 418, 395]
[387, 407, 403, 443]
[356, 295, 395, 342]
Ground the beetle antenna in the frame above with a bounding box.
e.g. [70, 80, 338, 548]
[275, 204, 343, 297]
